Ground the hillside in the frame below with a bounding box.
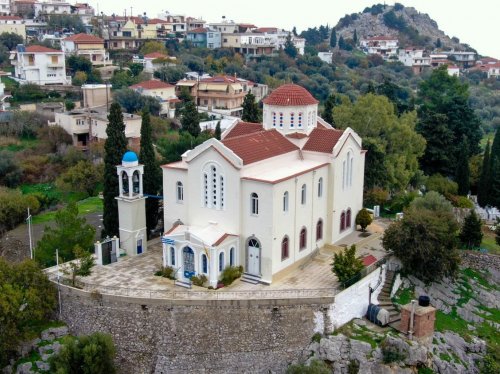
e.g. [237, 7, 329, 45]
[335, 3, 474, 53]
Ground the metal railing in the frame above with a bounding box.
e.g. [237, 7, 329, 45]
[49, 275, 336, 301]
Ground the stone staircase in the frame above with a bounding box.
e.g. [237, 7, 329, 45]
[241, 273, 262, 285]
[377, 270, 401, 324]
[174, 279, 192, 289]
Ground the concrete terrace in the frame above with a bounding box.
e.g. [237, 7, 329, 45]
[47, 221, 388, 299]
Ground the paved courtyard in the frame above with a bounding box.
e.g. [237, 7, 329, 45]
[47, 220, 389, 299]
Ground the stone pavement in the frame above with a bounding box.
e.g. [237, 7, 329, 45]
[50, 220, 389, 298]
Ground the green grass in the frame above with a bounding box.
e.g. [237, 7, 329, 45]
[392, 286, 414, 305]
[0, 137, 39, 152]
[461, 268, 495, 290]
[32, 197, 102, 224]
[439, 353, 451, 362]
[480, 234, 499, 255]
[435, 309, 469, 335]
[25, 320, 66, 339]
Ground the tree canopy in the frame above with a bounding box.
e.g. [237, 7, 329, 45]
[241, 92, 261, 123]
[333, 93, 426, 191]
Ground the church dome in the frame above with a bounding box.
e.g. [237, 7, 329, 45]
[122, 151, 138, 165]
[262, 84, 319, 106]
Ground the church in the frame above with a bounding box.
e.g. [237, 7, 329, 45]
[161, 84, 365, 287]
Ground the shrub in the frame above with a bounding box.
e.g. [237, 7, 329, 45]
[331, 245, 364, 285]
[381, 339, 406, 364]
[426, 174, 458, 196]
[311, 332, 322, 343]
[0, 187, 40, 233]
[154, 266, 176, 280]
[286, 359, 330, 374]
[220, 265, 243, 286]
[355, 208, 373, 231]
[191, 274, 208, 287]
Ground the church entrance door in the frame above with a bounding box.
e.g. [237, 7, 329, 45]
[183, 246, 195, 279]
[247, 238, 260, 275]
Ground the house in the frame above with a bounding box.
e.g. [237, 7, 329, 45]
[443, 50, 476, 68]
[318, 52, 333, 64]
[447, 65, 460, 77]
[10, 44, 70, 85]
[0, 15, 26, 39]
[429, 53, 449, 68]
[398, 48, 431, 75]
[359, 36, 399, 60]
[161, 83, 365, 287]
[130, 79, 179, 118]
[0, 0, 11, 15]
[186, 27, 221, 49]
[132, 52, 176, 74]
[186, 17, 206, 32]
[71, 3, 95, 25]
[34, 0, 71, 19]
[487, 63, 500, 79]
[11, 1, 36, 18]
[53, 107, 141, 149]
[105, 16, 169, 50]
[62, 33, 111, 66]
[221, 33, 275, 56]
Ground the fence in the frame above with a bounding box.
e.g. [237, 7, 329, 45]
[49, 275, 336, 301]
[339, 255, 389, 290]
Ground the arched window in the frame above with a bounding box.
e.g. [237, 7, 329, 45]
[316, 219, 323, 241]
[298, 112, 303, 127]
[299, 228, 307, 250]
[301, 184, 306, 205]
[132, 170, 140, 194]
[281, 236, 289, 260]
[251, 192, 259, 215]
[272, 112, 276, 127]
[340, 211, 346, 231]
[229, 247, 235, 266]
[170, 246, 175, 266]
[318, 177, 323, 198]
[283, 191, 289, 212]
[176, 181, 183, 202]
[290, 112, 294, 128]
[202, 254, 208, 273]
[122, 171, 129, 194]
[219, 252, 225, 272]
[349, 155, 354, 186]
[279, 112, 284, 127]
[346, 209, 352, 228]
[203, 163, 224, 209]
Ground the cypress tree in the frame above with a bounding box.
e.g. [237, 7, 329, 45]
[477, 140, 491, 207]
[338, 35, 345, 50]
[283, 33, 297, 58]
[330, 28, 337, 48]
[490, 157, 500, 209]
[322, 94, 336, 125]
[215, 121, 221, 140]
[241, 92, 260, 123]
[353, 29, 358, 45]
[139, 109, 161, 239]
[491, 130, 500, 164]
[180, 100, 200, 137]
[102, 102, 128, 238]
[459, 210, 483, 249]
[456, 139, 470, 196]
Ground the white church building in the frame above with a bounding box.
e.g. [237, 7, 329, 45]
[161, 84, 365, 287]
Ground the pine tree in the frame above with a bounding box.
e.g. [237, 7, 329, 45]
[139, 109, 161, 239]
[331, 245, 364, 284]
[330, 28, 337, 48]
[477, 140, 491, 207]
[215, 121, 221, 140]
[436, 38, 442, 48]
[283, 33, 298, 58]
[241, 92, 260, 123]
[491, 130, 500, 163]
[180, 100, 200, 137]
[353, 29, 358, 45]
[102, 102, 127, 238]
[322, 94, 336, 125]
[459, 210, 483, 249]
[292, 26, 298, 36]
[338, 35, 345, 50]
[456, 139, 470, 196]
[490, 157, 500, 209]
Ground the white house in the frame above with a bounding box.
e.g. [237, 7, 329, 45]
[0, 0, 11, 15]
[487, 63, 500, 79]
[61, 33, 110, 66]
[34, 1, 71, 18]
[318, 52, 333, 64]
[10, 45, 70, 86]
[398, 48, 431, 74]
[132, 52, 176, 74]
[129, 79, 179, 118]
[360, 36, 399, 60]
[161, 84, 365, 287]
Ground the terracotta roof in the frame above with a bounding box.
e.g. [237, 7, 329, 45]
[286, 132, 308, 139]
[238, 23, 257, 28]
[23, 45, 62, 53]
[302, 127, 344, 153]
[0, 16, 23, 20]
[200, 75, 241, 84]
[63, 33, 104, 43]
[262, 84, 319, 106]
[188, 27, 208, 33]
[362, 255, 378, 267]
[144, 52, 168, 59]
[253, 27, 278, 33]
[212, 233, 237, 246]
[130, 80, 174, 90]
[222, 129, 298, 165]
[223, 121, 263, 139]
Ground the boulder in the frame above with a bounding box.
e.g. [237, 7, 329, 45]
[40, 326, 68, 341]
[15, 362, 32, 374]
[349, 339, 372, 362]
[35, 361, 50, 372]
[318, 334, 347, 362]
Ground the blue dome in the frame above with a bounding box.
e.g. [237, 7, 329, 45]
[122, 151, 138, 163]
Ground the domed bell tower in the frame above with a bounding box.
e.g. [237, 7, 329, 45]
[116, 151, 147, 257]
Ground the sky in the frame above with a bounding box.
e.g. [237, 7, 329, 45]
[90, 0, 500, 58]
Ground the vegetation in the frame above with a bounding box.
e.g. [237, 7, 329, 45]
[286, 359, 330, 374]
[62, 245, 96, 287]
[0, 187, 40, 234]
[220, 265, 244, 286]
[113, 89, 161, 115]
[102, 103, 128, 238]
[458, 210, 483, 249]
[180, 100, 200, 137]
[0, 258, 57, 366]
[331, 245, 364, 284]
[55, 160, 102, 198]
[139, 41, 168, 56]
[477, 141, 491, 207]
[139, 109, 162, 238]
[154, 266, 177, 280]
[241, 92, 261, 123]
[36, 202, 96, 268]
[191, 274, 208, 287]
[50, 333, 116, 374]
[355, 208, 372, 231]
[382, 192, 460, 282]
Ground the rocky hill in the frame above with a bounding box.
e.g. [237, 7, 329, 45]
[335, 3, 473, 52]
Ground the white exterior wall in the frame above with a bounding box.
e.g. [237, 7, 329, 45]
[263, 104, 318, 134]
[162, 168, 188, 227]
[0, 0, 10, 14]
[61, 40, 76, 53]
[13, 51, 69, 86]
[91, 117, 141, 140]
[140, 87, 176, 101]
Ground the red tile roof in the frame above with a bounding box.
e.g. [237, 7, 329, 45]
[302, 127, 344, 153]
[262, 84, 319, 106]
[224, 121, 263, 139]
[212, 233, 238, 246]
[144, 52, 168, 59]
[63, 33, 104, 43]
[238, 23, 257, 29]
[362, 255, 378, 267]
[222, 129, 298, 165]
[286, 132, 308, 139]
[23, 45, 61, 53]
[130, 80, 174, 90]
[253, 27, 278, 33]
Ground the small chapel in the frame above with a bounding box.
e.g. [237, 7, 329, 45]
[160, 84, 365, 287]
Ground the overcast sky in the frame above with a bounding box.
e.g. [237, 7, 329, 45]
[90, 0, 499, 58]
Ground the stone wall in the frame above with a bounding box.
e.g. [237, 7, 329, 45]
[58, 286, 333, 374]
[460, 251, 500, 273]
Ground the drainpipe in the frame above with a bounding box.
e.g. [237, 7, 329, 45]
[409, 299, 417, 340]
